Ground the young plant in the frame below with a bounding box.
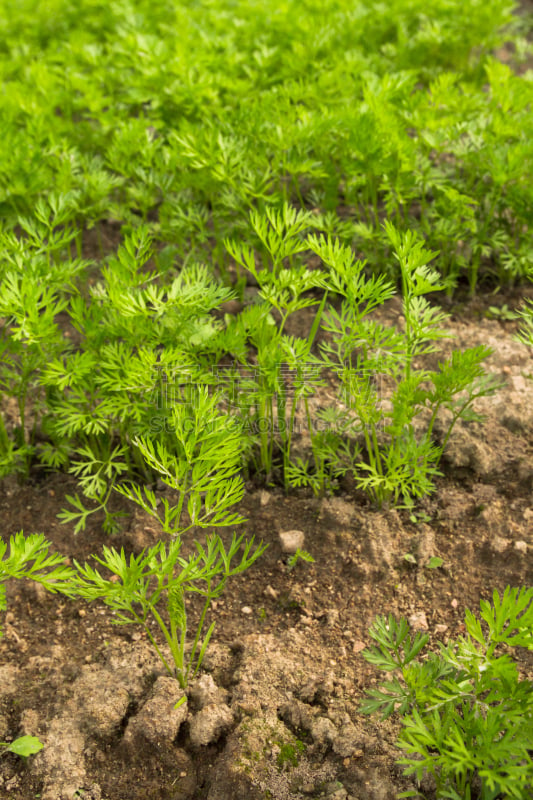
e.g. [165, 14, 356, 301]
[64, 381, 266, 688]
[313, 225, 502, 508]
[0, 736, 43, 758]
[287, 411, 358, 498]
[224, 204, 327, 484]
[286, 548, 315, 571]
[46, 227, 237, 531]
[360, 587, 533, 799]
[71, 534, 266, 690]
[485, 304, 518, 322]
[112, 385, 247, 536]
[0, 243, 81, 477]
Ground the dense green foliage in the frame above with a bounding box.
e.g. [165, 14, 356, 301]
[0, 0, 531, 287]
[0, 0, 531, 508]
[0, 2, 532, 779]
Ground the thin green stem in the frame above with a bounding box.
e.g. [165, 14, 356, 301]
[143, 621, 176, 679]
[304, 396, 324, 496]
[125, 602, 177, 678]
[170, 615, 186, 686]
[259, 391, 271, 474]
[0, 409, 10, 455]
[188, 590, 215, 682]
[150, 603, 185, 685]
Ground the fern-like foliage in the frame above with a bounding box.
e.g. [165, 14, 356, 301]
[361, 588, 533, 799]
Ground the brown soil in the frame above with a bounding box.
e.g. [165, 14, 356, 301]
[1, 288, 532, 800]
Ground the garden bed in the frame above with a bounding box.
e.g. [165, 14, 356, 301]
[0, 1, 532, 797]
[1, 289, 532, 800]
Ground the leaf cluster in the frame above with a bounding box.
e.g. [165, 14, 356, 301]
[0, 532, 75, 636]
[361, 587, 533, 799]
[72, 532, 266, 688]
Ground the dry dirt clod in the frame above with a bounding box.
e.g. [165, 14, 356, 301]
[319, 496, 356, 526]
[324, 783, 348, 800]
[350, 766, 397, 800]
[188, 673, 228, 709]
[123, 676, 188, 750]
[0, 664, 20, 698]
[310, 716, 337, 752]
[188, 702, 234, 746]
[332, 721, 362, 758]
[34, 717, 88, 800]
[27, 641, 162, 799]
[442, 427, 499, 477]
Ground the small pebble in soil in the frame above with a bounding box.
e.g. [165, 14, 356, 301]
[326, 608, 339, 626]
[241, 606, 252, 614]
[408, 611, 428, 630]
[279, 529, 305, 553]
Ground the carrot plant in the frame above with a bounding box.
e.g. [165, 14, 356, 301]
[221, 212, 503, 505]
[65, 388, 265, 689]
[361, 587, 533, 799]
[113, 386, 247, 536]
[224, 204, 327, 484]
[0, 207, 86, 476]
[516, 301, 533, 349]
[0, 423, 264, 693]
[0, 0, 527, 289]
[302, 225, 502, 507]
[71, 533, 266, 690]
[40, 227, 236, 530]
